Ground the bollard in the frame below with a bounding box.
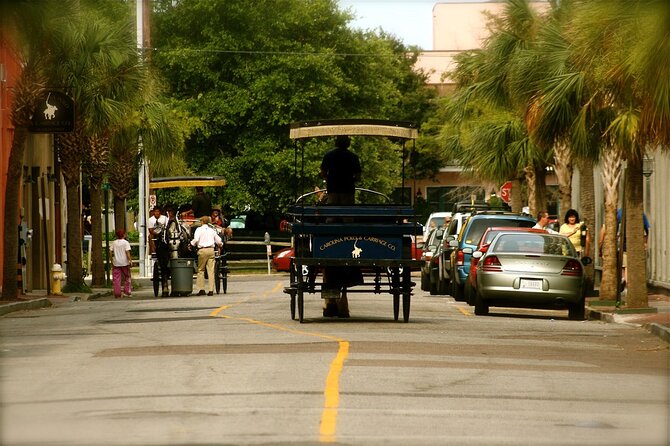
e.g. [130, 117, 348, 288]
[264, 232, 271, 275]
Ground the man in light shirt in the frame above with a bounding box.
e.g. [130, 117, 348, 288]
[533, 210, 559, 234]
[190, 216, 223, 295]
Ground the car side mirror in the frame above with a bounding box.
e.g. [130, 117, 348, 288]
[472, 251, 483, 259]
[449, 239, 458, 248]
[581, 256, 592, 265]
[462, 247, 473, 254]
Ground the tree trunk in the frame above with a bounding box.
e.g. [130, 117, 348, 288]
[64, 182, 84, 289]
[1, 127, 29, 300]
[510, 178, 523, 213]
[599, 148, 623, 301]
[624, 158, 648, 308]
[524, 166, 537, 217]
[89, 183, 106, 287]
[578, 158, 596, 292]
[114, 196, 127, 232]
[553, 142, 573, 218]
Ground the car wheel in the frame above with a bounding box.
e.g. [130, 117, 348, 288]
[474, 290, 489, 316]
[420, 269, 429, 291]
[568, 299, 585, 320]
[437, 276, 448, 295]
[452, 280, 464, 301]
[429, 269, 438, 295]
[464, 281, 473, 305]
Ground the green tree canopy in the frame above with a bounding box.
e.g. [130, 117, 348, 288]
[151, 0, 435, 216]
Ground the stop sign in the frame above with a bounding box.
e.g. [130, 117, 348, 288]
[500, 181, 512, 204]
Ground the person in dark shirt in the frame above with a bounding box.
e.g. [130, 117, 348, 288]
[319, 135, 362, 318]
[320, 135, 361, 205]
[192, 186, 212, 218]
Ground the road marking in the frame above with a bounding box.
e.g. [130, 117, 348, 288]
[457, 306, 473, 317]
[209, 282, 349, 443]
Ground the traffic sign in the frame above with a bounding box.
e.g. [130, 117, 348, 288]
[500, 181, 512, 204]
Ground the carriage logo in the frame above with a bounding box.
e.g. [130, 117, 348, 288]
[351, 240, 362, 258]
[29, 90, 74, 133]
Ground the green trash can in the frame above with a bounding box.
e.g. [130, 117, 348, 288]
[170, 258, 194, 295]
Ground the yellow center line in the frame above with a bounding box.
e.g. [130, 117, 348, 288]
[457, 306, 473, 317]
[209, 282, 349, 443]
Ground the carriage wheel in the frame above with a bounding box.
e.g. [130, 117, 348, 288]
[153, 262, 160, 297]
[215, 258, 221, 294]
[402, 268, 411, 323]
[297, 289, 304, 323]
[222, 270, 228, 294]
[393, 292, 400, 321]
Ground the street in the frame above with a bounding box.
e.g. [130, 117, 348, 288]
[1, 274, 668, 445]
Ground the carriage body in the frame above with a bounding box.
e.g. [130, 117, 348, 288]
[285, 120, 422, 322]
[148, 176, 229, 296]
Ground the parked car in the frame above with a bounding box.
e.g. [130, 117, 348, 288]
[465, 227, 548, 305]
[471, 231, 591, 319]
[420, 227, 443, 291]
[449, 211, 536, 301]
[271, 247, 293, 272]
[436, 212, 470, 295]
[422, 212, 452, 241]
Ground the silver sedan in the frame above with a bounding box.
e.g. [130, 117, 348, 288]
[472, 232, 589, 319]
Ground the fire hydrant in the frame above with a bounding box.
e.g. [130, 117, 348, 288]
[51, 264, 66, 295]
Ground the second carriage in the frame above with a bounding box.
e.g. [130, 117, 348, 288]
[149, 176, 230, 297]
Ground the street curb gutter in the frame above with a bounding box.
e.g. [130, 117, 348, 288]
[587, 307, 670, 343]
[0, 298, 52, 316]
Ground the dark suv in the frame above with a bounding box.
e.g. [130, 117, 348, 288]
[449, 212, 536, 301]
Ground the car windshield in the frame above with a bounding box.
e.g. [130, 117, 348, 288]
[465, 218, 534, 245]
[492, 233, 577, 256]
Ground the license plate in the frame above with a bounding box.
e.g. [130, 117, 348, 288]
[520, 279, 542, 290]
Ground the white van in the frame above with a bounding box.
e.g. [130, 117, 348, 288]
[423, 212, 452, 241]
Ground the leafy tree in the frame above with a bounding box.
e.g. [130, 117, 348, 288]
[151, 0, 435, 217]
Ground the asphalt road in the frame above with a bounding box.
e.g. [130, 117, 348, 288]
[1, 274, 668, 445]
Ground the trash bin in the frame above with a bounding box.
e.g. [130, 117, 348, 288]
[170, 258, 194, 295]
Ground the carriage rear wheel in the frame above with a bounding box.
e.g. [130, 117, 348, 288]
[152, 262, 160, 297]
[402, 268, 411, 322]
[393, 292, 400, 321]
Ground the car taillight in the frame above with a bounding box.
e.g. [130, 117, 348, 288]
[456, 249, 464, 266]
[561, 259, 583, 276]
[482, 255, 503, 272]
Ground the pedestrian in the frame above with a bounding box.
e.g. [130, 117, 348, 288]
[190, 215, 223, 296]
[559, 208, 590, 257]
[318, 135, 362, 318]
[147, 206, 168, 254]
[110, 229, 132, 299]
[192, 186, 212, 218]
[533, 210, 559, 234]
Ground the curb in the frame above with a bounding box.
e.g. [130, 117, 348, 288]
[587, 306, 670, 343]
[0, 298, 52, 316]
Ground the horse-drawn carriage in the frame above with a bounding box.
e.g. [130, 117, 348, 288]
[148, 176, 229, 297]
[283, 119, 422, 322]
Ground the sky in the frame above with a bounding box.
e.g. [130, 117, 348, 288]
[338, 0, 436, 49]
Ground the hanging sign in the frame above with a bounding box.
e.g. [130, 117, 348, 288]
[29, 91, 75, 133]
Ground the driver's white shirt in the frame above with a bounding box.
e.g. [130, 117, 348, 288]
[148, 215, 168, 230]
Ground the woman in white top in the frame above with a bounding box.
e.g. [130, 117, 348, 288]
[559, 208, 590, 257]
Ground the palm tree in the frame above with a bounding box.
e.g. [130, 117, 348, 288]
[0, 1, 74, 299]
[47, 7, 145, 290]
[569, 0, 670, 307]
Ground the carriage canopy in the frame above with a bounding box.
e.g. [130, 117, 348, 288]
[289, 119, 418, 140]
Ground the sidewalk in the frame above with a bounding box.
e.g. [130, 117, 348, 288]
[2, 280, 669, 343]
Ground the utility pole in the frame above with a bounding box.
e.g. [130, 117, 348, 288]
[136, 0, 150, 276]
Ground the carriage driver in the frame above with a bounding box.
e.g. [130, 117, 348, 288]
[190, 215, 223, 296]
